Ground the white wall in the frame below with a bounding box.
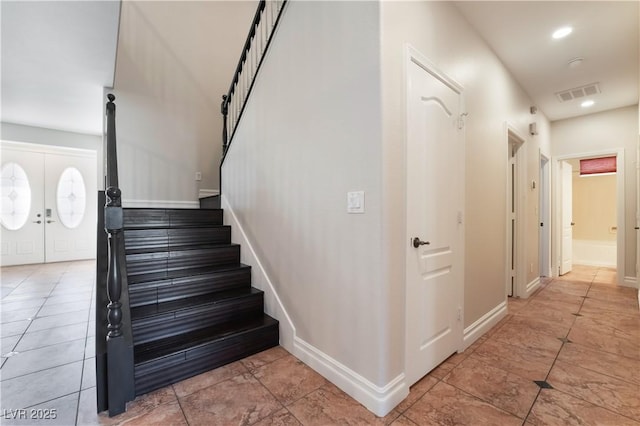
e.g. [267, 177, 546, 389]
[221, 0, 394, 413]
[0, 122, 102, 187]
[112, 1, 256, 206]
[222, 0, 552, 416]
[380, 1, 551, 345]
[551, 105, 638, 280]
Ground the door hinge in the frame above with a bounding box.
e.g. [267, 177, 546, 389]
[457, 113, 468, 130]
[457, 307, 462, 321]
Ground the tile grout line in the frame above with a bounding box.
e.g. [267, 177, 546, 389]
[248, 357, 306, 424]
[75, 272, 96, 426]
[522, 271, 596, 423]
[544, 268, 640, 423]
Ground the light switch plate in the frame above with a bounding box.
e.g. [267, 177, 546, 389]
[347, 191, 365, 214]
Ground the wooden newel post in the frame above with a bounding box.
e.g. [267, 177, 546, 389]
[102, 94, 133, 416]
[105, 186, 123, 338]
[221, 94, 229, 155]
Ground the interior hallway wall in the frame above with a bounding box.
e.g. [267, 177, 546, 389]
[551, 105, 638, 280]
[380, 1, 551, 341]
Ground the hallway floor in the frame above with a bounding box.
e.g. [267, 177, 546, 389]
[1, 263, 638, 425]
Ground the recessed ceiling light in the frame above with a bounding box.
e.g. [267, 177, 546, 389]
[568, 57, 584, 68]
[581, 100, 595, 108]
[552, 27, 573, 39]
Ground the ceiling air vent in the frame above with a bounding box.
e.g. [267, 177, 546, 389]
[555, 83, 601, 102]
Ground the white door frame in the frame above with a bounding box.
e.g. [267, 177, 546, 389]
[539, 152, 551, 277]
[1, 140, 99, 264]
[552, 149, 625, 284]
[505, 124, 527, 298]
[636, 135, 640, 302]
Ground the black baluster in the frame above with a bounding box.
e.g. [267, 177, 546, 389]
[105, 186, 123, 338]
[221, 95, 229, 155]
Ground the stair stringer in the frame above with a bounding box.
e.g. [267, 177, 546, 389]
[221, 195, 408, 417]
[221, 194, 296, 350]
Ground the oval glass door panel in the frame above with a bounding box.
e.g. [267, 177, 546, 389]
[56, 167, 86, 229]
[1, 162, 32, 230]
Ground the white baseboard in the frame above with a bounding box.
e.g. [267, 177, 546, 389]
[221, 195, 295, 351]
[122, 199, 199, 209]
[293, 337, 408, 417]
[221, 194, 407, 417]
[523, 277, 541, 299]
[462, 301, 507, 350]
[198, 189, 220, 199]
[623, 276, 638, 289]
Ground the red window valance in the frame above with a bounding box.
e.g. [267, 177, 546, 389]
[580, 156, 616, 176]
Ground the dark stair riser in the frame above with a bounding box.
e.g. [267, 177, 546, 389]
[199, 195, 221, 209]
[132, 291, 265, 345]
[120, 207, 280, 400]
[126, 245, 241, 281]
[129, 266, 251, 307]
[124, 227, 232, 254]
[134, 318, 278, 395]
[124, 208, 223, 229]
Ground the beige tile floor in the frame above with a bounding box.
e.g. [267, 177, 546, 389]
[2, 263, 639, 425]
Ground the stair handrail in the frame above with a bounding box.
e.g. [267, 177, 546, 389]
[220, 0, 287, 162]
[96, 94, 135, 417]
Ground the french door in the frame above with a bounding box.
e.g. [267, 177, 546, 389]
[1, 143, 97, 266]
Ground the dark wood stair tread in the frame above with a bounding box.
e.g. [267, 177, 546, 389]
[131, 287, 263, 320]
[128, 263, 250, 289]
[134, 314, 278, 365]
[124, 208, 224, 229]
[125, 242, 234, 255]
[126, 244, 240, 259]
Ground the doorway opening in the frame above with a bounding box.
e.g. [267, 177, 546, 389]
[554, 151, 624, 284]
[506, 127, 525, 298]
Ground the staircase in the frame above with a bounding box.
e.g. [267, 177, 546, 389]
[122, 206, 279, 395]
[98, 1, 288, 415]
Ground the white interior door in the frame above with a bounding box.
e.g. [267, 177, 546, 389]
[1, 149, 45, 265]
[1, 143, 97, 266]
[44, 153, 97, 262]
[405, 51, 464, 387]
[560, 160, 573, 275]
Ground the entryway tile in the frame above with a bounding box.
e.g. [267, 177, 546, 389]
[548, 360, 640, 421]
[557, 342, 640, 386]
[404, 381, 522, 425]
[0, 361, 82, 409]
[443, 356, 540, 418]
[179, 372, 282, 425]
[1, 338, 85, 380]
[527, 388, 640, 426]
[253, 355, 326, 406]
[287, 382, 399, 425]
[470, 338, 555, 381]
[15, 322, 87, 352]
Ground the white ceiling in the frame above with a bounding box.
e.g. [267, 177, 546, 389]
[1, 1, 120, 135]
[0, 1, 637, 135]
[455, 1, 639, 121]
